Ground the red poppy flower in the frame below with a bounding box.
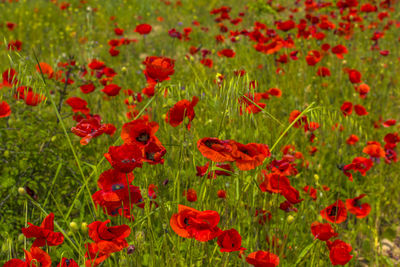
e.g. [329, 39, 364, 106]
[36, 62, 54, 79]
[343, 157, 373, 181]
[316, 67, 331, 77]
[230, 141, 271, 171]
[289, 110, 308, 128]
[21, 212, 64, 247]
[80, 83, 96, 94]
[360, 3, 377, 12]
[346, 134, 359, 145]
[259, 172, 291, 194]
[142, 137, 166, 165]
[3, 247, 51, 267]
[101, 84, 121, 96]
[197, 137, 235, 162]
[85, 240, 127, 267]
[8, 39, 22, 51]
[88, 220, 130, 244]
[66, 97, 90, 114]
[135, 24, 152, 35]
[88, 59, 105, 70]
[71, 115, 116, 145]
[142, 56, 175, 83]
[217, 48, 236, 58]
[104, 143, 143, 173]
[246, 250, 279, 267]
[2, 68, 18, 87]
[345, 194, 371, 218]
[200, 58, 213, 68]
[348, 69, 362, 83]
[331, 45, 348, 59]
[183, 188, 197, 202]
[14, 86, 46, 106]
[279, 200, 298, 212]
[326, 239, 353, 266]
[276, 20, 295, 31]
[354, 104, 368, 116]
[57, 258, 79, 267]
[166, 96, 199, 130]
[383, 119, 396, 127]
[340, 101, 353, 116]
[303, 185, 317, 200]
[355, 83, 369, 98]
[281, 186, 304, 204]
[6, 22, 16, 31]
[0, 101, 11, 118]
[217, 229, 246, 252]
[362, 141, 385, 158]
[305, 50, 322, 66]
[310, 221, 338, 241]
[121, 118, 159, 147]
[114, 27, 124, 35]
[170, 205, 221, 242]
[320, 200, 347, 224]
[217, 190, 227, 199]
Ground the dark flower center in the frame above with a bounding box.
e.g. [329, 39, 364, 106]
[136, 132, 150, 143]
[146, 152, 155, 161]
[184, 217, 190, 226]
[328, 206, 338, 217]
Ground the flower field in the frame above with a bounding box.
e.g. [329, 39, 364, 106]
[1, 0, 400, 266]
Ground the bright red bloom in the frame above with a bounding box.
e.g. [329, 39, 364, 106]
[66, 97, 90, 114]
[57, 258, 79, 267]
[135, 24, 152, 35]
[142, 56, 175, 83]
[354, 104, 368, 116]
[246, 250, 279, 267]
[92, 169, 143, 218]
[326, 239, 353, 266]
[142, 137, 167, 165]
[21, 213, 64, 247]
[217, 48, 236, 58]
[305, 50, 322, 66]
[320, 200, 347, 224]
[200, 58, 213, 68]
[85, 240, 128, 267]
[303, 185, 317, 200]
[166, 96, 199, 130]
[71, 115, 116, 145]
[276, 20, 295, 31]
[170, 205, 221, 242]
[348, 69, 362, 83]
[88, 220, 130, 243]
[8, 39, 22, 51]
[343, 157, 373, 181]
[36, 62, 54, 79]
[259, 172, 291, 194]
[331, 45, 348, 59]
[88, 59, 105, 70]
[310, 221, 338, 241]
[289, 110, 308, 128]
[217, 190, 227, 199]
[355, 83, 369, 98]
[197, 137, 235, 162]
[217, 229, 246, 252]
[2, 68, 18, 87]
[104, 143, 143, 173]
[316, 67, 331, 77]
[79, 83, 96, 94]
[0, 101, 11, 118]
[340, 101, 353, 116]
[346, 134, 359, 145]
[362, 141, 385, 158]
[14, 86, 46, 106]
[121, 118, 159, 147]
[345, 194, 371, 218]
[101, 84, 121, 96]
[230, 141, 271, 171]
[3, 247, 51, 267]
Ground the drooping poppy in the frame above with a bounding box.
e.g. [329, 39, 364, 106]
[21, 213, 64, 247]
[320, 200, 347, 224]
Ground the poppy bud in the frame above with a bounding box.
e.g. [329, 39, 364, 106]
[18, 187, 26, 195]
[127, 245, 135, 254]
[18, 234, 24, 243]
[314, 174, 319, 181]
[287, 215, 295, 224]
[70, 222, 78, 232]
[51, 136, 57, 142]
[3, 150, 9, 158]
[81, 222, 88, 233]
[121, 67, 127, 72]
